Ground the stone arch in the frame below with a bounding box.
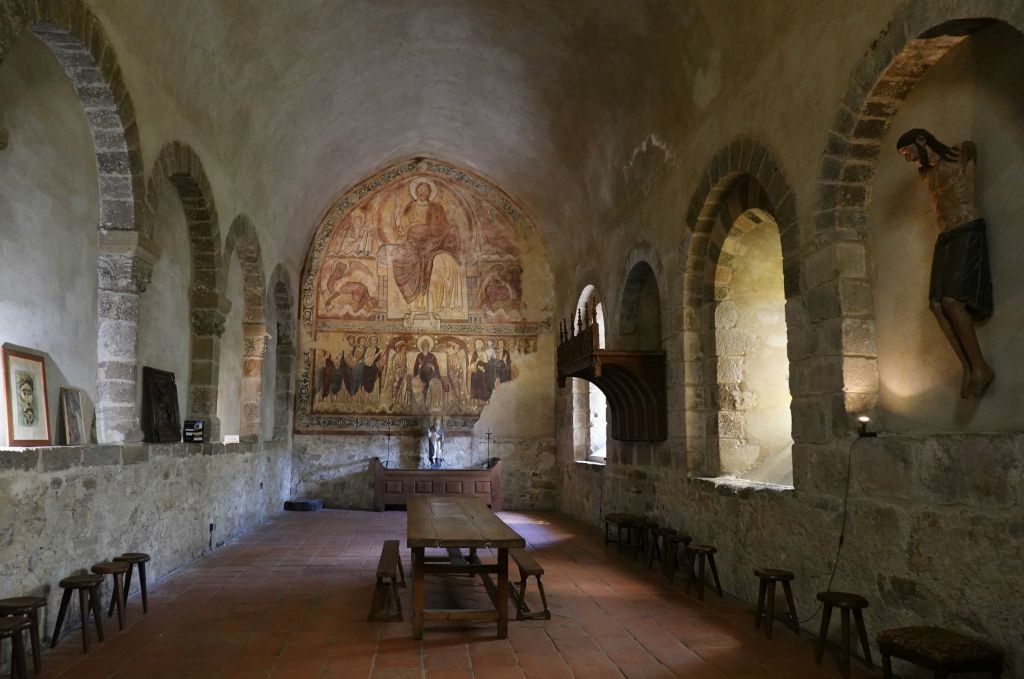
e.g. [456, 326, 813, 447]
[811, 3, 1024, 433]
[268, 264, 296, 440]
[144, 142, 227, 441]
[222, 215, 268, 442]
[683, 139, 800, 478]
[1, 2, 146, 442]
[618, 246, 663, 351]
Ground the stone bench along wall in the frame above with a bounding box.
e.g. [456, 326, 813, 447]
[0, 440, 291, 642]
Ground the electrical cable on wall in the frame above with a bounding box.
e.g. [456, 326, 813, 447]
[798, 419, 876, 624]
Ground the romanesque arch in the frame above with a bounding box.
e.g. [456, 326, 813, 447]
[1, 1, 145, 442]
[684, 139, 800, 480]
[144, 142, 226, 440]
[268, 264, 296, 441]
[618, 245, 663, 351]
[811, 3, 1024, 430]
[223, 215, 268, 441]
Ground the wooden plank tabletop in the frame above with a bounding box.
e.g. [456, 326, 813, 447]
[407, 496, 525, 549]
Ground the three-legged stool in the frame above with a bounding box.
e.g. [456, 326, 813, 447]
[684, 544, 722, 600]
[0, 617, 30, 678]
[753, 569, 798, 639]
[0, 597, 45, 674]
[51, 574, 104, 653]
[815, 591, 873, 679]
[91, 561, 130, 631]
[113, 552, 151, 614]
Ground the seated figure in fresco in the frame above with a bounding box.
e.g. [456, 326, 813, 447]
[897, 129, 994, 399]
[392, 179, 460, 312]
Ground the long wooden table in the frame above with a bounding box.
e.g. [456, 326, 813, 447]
[406, 496, 525, 639]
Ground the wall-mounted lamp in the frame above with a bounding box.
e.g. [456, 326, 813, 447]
[857, 415, 877, 438]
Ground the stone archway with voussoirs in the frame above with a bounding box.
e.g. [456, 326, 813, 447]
[223, 215, 268, 442]
[683, 138, 802, 477]
[267, 264, 296, 441]
[1, 0, 147, 443]
[144, 142, 228, 442]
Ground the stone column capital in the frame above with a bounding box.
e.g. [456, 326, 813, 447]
[243, 323, 271, 358]
[98, 253, 153, 293]
[191, 306, 228, 337]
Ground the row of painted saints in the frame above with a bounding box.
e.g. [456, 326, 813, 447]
[317, 176, 524, 321]
[314, 335, 532, 414]
[301, 163, 542, 429]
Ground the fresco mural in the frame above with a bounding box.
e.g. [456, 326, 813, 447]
[295, 158, 544, 434]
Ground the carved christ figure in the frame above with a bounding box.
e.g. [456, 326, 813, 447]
[897, 129, 994, 399]
[392, 180, 459, 311]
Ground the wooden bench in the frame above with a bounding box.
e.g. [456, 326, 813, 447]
[878, 626, 1004, 678]
[507, 548, 550, 620]
[367, 539, 405, 622]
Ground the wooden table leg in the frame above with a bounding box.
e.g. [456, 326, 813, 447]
[413, 547, 425, 640]
[497, 548, 509, 639]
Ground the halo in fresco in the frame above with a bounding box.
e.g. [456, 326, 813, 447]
[295, 158, 545, 434]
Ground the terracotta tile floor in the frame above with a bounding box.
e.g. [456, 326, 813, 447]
[37, 509, 881, 678]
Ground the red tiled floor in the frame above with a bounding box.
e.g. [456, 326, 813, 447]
[33, 509, 882, 678]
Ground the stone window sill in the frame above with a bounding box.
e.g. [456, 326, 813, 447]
[692, 475, 795, 494]
[575, 458, 606, 467]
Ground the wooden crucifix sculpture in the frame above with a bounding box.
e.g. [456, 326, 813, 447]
[897, 128, 993, 399]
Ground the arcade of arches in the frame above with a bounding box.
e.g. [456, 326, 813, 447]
[1, 1, 1023, 676]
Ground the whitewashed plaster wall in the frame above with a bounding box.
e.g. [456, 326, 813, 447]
[216, 255, 244, 440]
[871, 23, 1024, 432]
[137, 179, 191, 415]
[0, 34, 99, 445]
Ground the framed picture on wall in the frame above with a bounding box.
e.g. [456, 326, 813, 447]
[2, 346, 51, 446]
[141, 367, 180, 443]
[60, 387, 87, 446]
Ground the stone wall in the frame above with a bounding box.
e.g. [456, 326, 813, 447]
[291, 433, 557, 511]
[0, 440, 291, 643]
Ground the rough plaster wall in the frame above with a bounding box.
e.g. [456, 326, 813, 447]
[0, 35, 99, 445]
[216, 255, 244, 439]
[725, 220, 792, 483]
[137, 180, 191, 414]
[0, 441, 290, 643]
[872, 24, 1024, 432]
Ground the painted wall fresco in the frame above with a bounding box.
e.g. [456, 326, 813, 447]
[295, 158, 548, 434]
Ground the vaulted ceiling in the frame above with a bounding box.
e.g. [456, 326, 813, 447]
[87, 0, 726, 271]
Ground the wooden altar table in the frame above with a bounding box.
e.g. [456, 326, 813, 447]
[406, 496, 525, 639]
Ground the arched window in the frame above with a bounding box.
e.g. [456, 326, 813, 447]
[712, 208, 793, 484]
[572, 286, 608, 462]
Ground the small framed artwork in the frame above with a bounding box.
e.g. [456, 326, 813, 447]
[142, 367, 180, 443]
[2, 346, 51, 446]
[60, 387, 87, 446]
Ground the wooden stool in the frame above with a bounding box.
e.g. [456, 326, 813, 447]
[631, 520, 657, 562]
[0, 617, 30, 679]
[0, 597, 45, 674]
[684, 544, 722, 600]
[113, 552, 151, 614]
[91, 561, 130, 631]
[646, 527, 676, 570]
[665, 533, 693, 581]
[878, 626, 1003, 678]
[815, 591, 872, 678]
[508, 548, 551, 620]
[51, 574, 104, 653]
[603, 513, 643, 552]
[752, 569, 798, 639]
